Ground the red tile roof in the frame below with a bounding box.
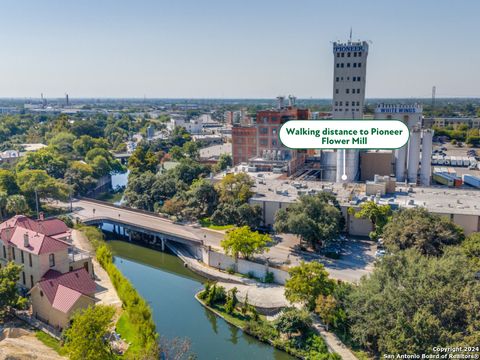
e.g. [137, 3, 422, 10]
[0, 215, 70, 237]
[0, 216, 70, 255]
[38, 268, 96, 313]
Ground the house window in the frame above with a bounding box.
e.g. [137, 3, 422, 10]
[2, 245, 5, 258]
[40, 290, 43, 297]
[21, 250, 24, 263]
[49, 253, 55, 267]
[30, 275, 34, 288]
[29, 253, 32, 267]
[12, 248, 15, 261]
[22, 272, 26, 285]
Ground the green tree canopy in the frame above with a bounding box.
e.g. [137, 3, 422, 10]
[347, 248, 480, 354]
[16, 147, 68, 179]
[64, 161, 97, 195]
[221, 226, 270, 260]
[215, 173, 254, 204]
[17, 169, 70, 203]
[351, 201, 392, 240]
[0, 169, 19, 195]
[284, 261, 335, 310]
[0, 262, 27, 319]
[274, 193, 343, 248]
[6, 194, 29, 215]
[382, 207, 464, 256]
[63, 305, 116, 360]
[274, 307, 312, 338]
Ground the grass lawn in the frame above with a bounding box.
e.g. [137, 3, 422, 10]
[199, 218, 234, 230]
[116, 312, 142, 357]
[35, 331, 66, 356]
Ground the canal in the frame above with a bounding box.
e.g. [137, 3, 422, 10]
[108, 240, 293, 360]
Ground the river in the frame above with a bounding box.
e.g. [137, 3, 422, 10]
[108, 240, 293, 360]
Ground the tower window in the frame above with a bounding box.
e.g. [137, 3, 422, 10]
[335, 89, 339, 94]
[336, 63, 339, 68]
[345, 101, 349, 106]
[352, 77, 356, 82]
[347, 52, 351, 57]
[346, 89, 349, 94]
[357, 89, 361, 94]
[347, 76, 350, 80]
[336, 77, 339, 82]
[353, 63, 357, 68]
[337, 53, 340, 57]
[347, 63, 350, 67]
[358, 63, 362, 68]
[341, 53, 345, 57]
[357, 101, 360, 106]
[353, 52, 357, 57]
[339, 101, 343, 106]
[340, 63, 344, 68]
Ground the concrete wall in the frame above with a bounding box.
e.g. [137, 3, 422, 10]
[202, 248, 289, 285]
[250, 198, 291, 228]
[360, 151, 394, 181]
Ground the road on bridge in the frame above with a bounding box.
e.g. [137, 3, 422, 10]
[68, 199, 374, 283]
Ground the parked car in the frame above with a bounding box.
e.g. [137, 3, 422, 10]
[375, 249, 386, 257]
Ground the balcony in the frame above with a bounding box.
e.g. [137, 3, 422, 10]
[68, 247, 91, 263]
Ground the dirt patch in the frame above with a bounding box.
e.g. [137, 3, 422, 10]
[0, 322, 65, 360]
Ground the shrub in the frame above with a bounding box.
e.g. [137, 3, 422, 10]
[243, 320, 278, 342]
[226, 266, 235, 275]
[264, 271, 274, 283]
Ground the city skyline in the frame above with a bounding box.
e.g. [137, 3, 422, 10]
[2, 0, 480, 99]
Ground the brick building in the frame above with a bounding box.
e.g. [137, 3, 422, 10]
[232, 102, 310, 174]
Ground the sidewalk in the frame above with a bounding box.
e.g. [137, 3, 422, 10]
[71, 230, 122, 308]
[312, 315, 358, 360]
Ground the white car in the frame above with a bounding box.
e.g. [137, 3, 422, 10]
[375, 249, 386, 257]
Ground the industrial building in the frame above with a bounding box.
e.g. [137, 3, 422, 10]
[332, 40, 369, 183]
[231, 96, 310, 175]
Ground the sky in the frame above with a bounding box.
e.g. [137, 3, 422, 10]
[1, 0, 480, 99]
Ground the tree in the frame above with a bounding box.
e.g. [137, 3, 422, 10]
[350, 201, 392, 240]
[284, 261, 335, 310]
[63, 305, 116, 360]
[64, 161, 97, 195]
[48, 131, 77, 154]
[221, 226, 270, 260]
[16, 147, 68, 178]
[182, 141, 199, 160]
[185, 178, 218, 218]
[73, 135, 109, 157]
[382, 207, 464, 256]
[17, 169, 70, 203]
[0, 262, 27, 319]
[315, 294, 338, 331]
[236, 203, 262, 229]
[215, 173, 254, 204]
[169, 146, 184, 161]
[128, 144, 158, 174]
[6, 195, 29, 215]
[170, 159, 209, 185]
[274, 307, 312, 338]
[274, 193, 343, 249]
[462, 232, 480, 267]
[347, 249, 480, 354]
[0, 191, 7, 219]
[0, 169, 19, 195]
[215, 153, 232, 172]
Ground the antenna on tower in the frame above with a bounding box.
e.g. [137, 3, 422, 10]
[431, 86, 436, 114]
[349, 27, 352, 42]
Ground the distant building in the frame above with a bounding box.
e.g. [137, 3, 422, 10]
[232, 98, 310, 174]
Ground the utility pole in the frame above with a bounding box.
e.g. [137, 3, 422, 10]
[35, 189, 39, 219]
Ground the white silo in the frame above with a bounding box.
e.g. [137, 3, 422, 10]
[420, 129, 434, 186]
[320, 150, 337, 181]
[336, 150, 359, 182]
[395, 146, 407, 182]
[407, 127, 421, 183]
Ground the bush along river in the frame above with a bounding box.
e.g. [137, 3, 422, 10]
[108, 240, 294, 360]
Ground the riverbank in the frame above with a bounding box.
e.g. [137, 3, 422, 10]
[195, 290, 340, 360]
[75, 226, 158, 359]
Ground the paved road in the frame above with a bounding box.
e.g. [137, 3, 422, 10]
[69, 199, 374, 283]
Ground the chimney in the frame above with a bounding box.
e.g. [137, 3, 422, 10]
[24, 233, 29, 248]
[39, 212, 44, 221]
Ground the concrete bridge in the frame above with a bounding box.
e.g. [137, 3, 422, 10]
[70, 198, 212, 250]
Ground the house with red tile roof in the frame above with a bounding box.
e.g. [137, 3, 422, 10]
[0, 215, 93, 290]
[0, 214, 96, 330]
[30, 268, 98, 331]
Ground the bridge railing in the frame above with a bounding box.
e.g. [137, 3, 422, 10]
[77, 197, 173, 221]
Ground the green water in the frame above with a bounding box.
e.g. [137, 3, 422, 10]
[109, 240, 293, 360]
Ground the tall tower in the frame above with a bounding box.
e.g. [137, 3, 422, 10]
[332, 39, 369, 182]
